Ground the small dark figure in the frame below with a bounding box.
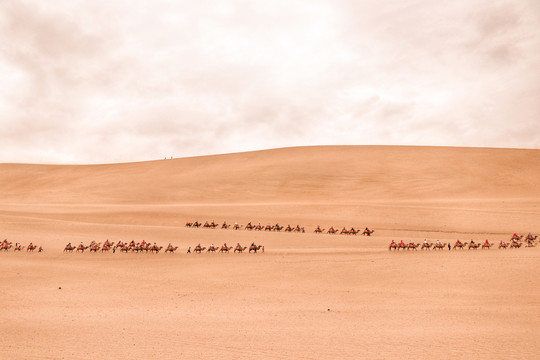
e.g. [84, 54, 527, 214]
[448, 243, 451, 251]
[187, 246, 191, 254]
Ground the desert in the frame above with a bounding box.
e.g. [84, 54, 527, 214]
[1, 145, 539, 359]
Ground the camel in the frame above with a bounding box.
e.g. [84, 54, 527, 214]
[420, 242, 433, 250]
[0, 241, 13, 251]
[285, 225, 294, 232]
[64, 244, 76, 252]
[101, 244, 112, 253]
[233, 224, 242, 230]
[193, 246, 206, 254]
[27, 244, 38, 252]
[293, 226, 304, 233]
[89, 243, 102, 252]
[192, 221, 201, 228]
[249, 244, 264, 253]
[185, 222, 193, 227]
[273, 225, 283, 231]
[207, 245, 219, 253]
[76, 245, 89, 253]
[510, 241, 522, 249]
[327, 227, 338, 234]
[433, 243, 447, 250]
[220, 246, 232, 253]
[150, 246, 163, 253]
[453, 242, 468, 250]
[234, 245, 247, 253]
[389, 242, 398, 251]
[481, 242, 493, 249]
[468, 242, 480, 250]
[314, 227, 325, 234]
[264, 225, 273, 231]
[221, 223, 230, 229]
[498, 242, 508, 249]
[340, 228, 349, 235]
[165, 246, 178, 253]
[349, 228, 360, 235]
[245, 223, 254, 231]
[407, 243, 420, 251]
[397, 243, 408, 251]
[362, 229, 375, 236]
[14, 245, 25, 252]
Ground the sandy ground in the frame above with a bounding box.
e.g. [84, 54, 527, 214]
[1, 146, 539, 359]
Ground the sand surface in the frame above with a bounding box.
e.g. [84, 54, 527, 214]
[1, 146, 539, 359]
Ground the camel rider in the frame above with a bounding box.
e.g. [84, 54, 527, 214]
[513, 233, 518, 239]
[424, 239, 428, 245]
[436, 239, 440, 245]
[400, 240, 405, 247]
[456, 239, 462, 245]
[485, 239, 490, 246]
[391, 240, 396, 245]
[527, 233, 533, 240]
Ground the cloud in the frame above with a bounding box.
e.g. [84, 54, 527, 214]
[0, 0, 539, 163]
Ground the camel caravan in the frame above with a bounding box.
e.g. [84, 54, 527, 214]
[1, 239, 43, 252]
[187, 242, 264, 254]
[185, 220, 375, 236]
[389, 233, 537, 251]
[61, 239, 264, 255]
[63, 240, 170, 254]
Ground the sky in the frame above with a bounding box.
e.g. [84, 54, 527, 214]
[1, 0, 539, 164]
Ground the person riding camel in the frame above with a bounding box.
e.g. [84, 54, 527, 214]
[456, 239, 462, 245]
[527, 233, 533, 240]
[513, 233, 518, 240]
[436, 239, 440, 245]
[485, 239, 490, 246]
[400, 240, 405, 247]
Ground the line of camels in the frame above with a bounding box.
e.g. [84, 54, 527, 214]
[0, 241, 42, 252]
[63, 240, 173, 254]
[185, 221, 375, 236]
[187, 243, 264, 254]
[61, 240, 264, 254]
[389, 234, 537, 251]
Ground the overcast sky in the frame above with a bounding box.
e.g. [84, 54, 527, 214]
[1, 0, 539, 164]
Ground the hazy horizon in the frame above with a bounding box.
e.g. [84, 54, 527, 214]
[1, 0, 539, 164]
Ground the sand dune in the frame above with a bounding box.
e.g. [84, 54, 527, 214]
[1, 146, 539, 359]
